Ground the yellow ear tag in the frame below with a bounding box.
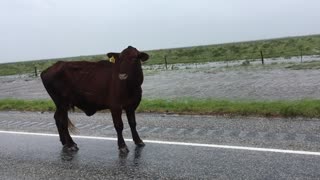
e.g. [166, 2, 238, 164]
[109, 56, 116, 63]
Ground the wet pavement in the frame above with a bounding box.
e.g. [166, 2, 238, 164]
[2, 111, 320, 152]
[1, 132, 320, 179]
[1, 112, 320, 179]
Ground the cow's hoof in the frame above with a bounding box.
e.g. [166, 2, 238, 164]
[136, 141, 145, 147]
[119, 146, 129, 154]
[63, 144, 79, 152]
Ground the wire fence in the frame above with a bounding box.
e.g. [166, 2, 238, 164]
[25, 53, 320, 77]
[157, 49, 320, 70]
[2, 43, 320, 77]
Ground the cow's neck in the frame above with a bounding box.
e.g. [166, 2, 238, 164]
[109, 65, 143, 108]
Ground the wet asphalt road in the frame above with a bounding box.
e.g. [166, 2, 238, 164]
[1, 132, 320, 179]
[1, 112, 320, 179]
[2, 111, 320, 151]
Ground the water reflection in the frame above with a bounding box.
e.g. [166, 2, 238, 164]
[133, 146, 144, 166]
[58, 145, 145, 166]
[60, 150, 78, 161]
[117, 146, 145, 167]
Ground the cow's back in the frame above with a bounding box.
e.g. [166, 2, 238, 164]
[41, 61, 114, 115]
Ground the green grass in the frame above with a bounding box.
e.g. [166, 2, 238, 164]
[138, 99, 320, 118]
[0, 99, 55, 112]
[147, 34, 320, 65]
[1, 34, 320, 76]
[2, 98, 320, 118]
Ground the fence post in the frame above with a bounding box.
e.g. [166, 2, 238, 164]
[300, 50, 303, 63]
[195, 59, 197, 69]
[34, 67, 38, 77]
[164, 55, 168, 70]
[260, 50, 264, 65]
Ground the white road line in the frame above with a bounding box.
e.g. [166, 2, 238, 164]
[0, 130, 320, 156]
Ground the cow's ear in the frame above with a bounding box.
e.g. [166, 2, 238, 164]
[138, 52, 149, 62]
[107, 53, 119, 59]
[107, 53, 120, 63]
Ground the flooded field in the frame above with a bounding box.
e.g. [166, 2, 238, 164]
[1, 57, 320, 101]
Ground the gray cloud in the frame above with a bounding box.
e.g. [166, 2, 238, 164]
[0, 0, 320, 63]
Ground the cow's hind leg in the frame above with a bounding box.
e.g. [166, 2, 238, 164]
[125, 109, 145, 147]
[54, 108, 78, 152]
[111, 109, 129, 154]
[54, 110, 66, 145]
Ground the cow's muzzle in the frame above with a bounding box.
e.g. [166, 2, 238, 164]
[119, 73, 128, 80]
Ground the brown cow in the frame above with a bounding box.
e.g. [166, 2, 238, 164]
[41, 46, 149, 153]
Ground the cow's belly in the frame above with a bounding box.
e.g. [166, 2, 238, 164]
[72, 91, 110, 116]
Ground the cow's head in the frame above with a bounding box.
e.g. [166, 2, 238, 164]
[107, 46, 149, 80]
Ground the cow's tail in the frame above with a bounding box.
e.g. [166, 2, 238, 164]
[68, 117, 78, 134]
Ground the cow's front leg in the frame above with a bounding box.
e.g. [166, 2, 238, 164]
[125, 109, 145, 147]
[111, 108, 129, 153]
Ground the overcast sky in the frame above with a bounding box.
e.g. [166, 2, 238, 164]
[1, 0, 320, 63]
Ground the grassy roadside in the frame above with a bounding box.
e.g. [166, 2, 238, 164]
[1, 98, 320, 118]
